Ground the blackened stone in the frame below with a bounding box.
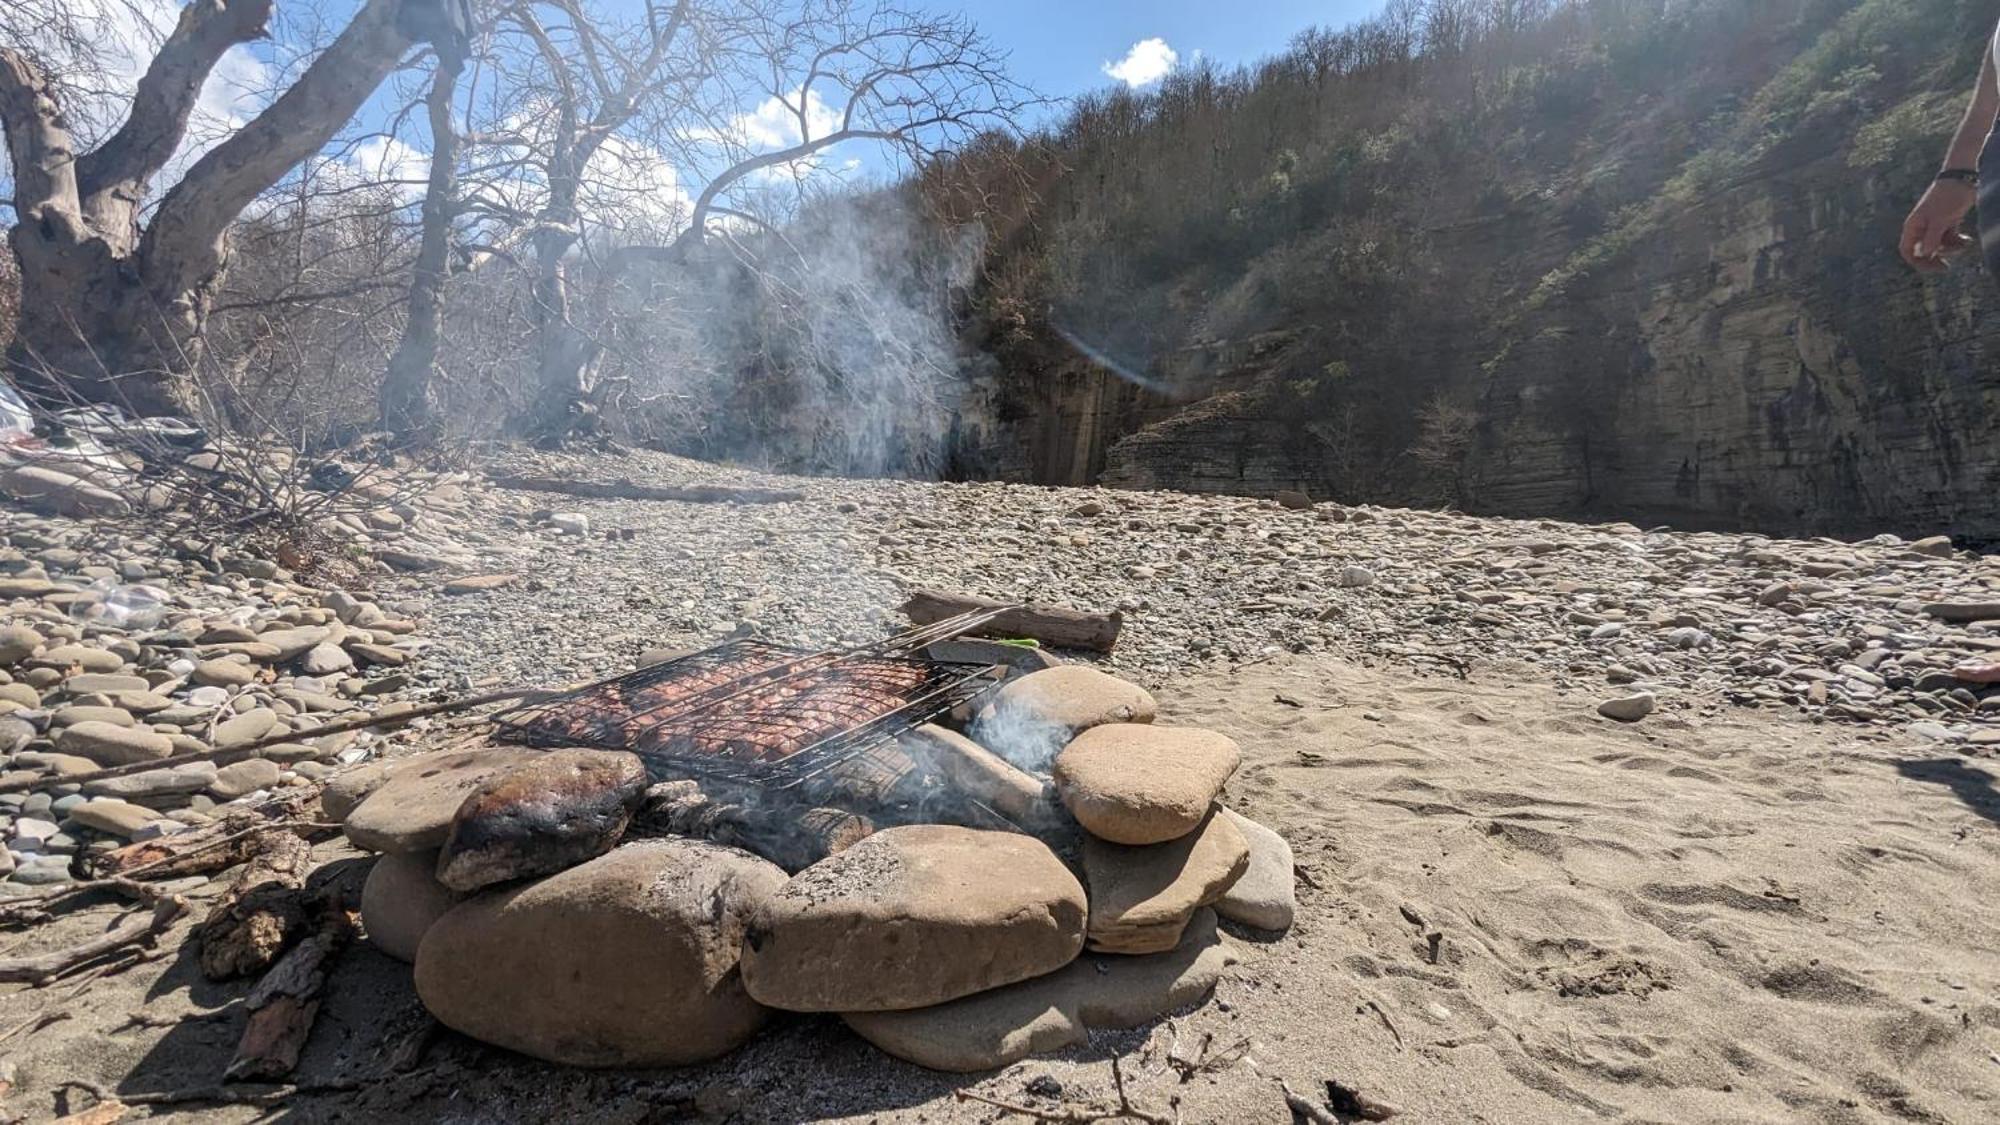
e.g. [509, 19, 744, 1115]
[435, 749, 647, 892]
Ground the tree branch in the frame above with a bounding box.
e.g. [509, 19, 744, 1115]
[0, 47, 81, 222]
[140, 0, 423, 300]
[76, 0, 277, 230]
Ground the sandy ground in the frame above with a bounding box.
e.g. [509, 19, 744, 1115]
[1, 652, 1996, 1123]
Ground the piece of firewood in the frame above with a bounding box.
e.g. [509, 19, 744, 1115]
[224, 909, 354, 1083]
[487, 474, 806, 505]
[901, 589, 1122, 653]
[0, 898, 186, 986]
[197, 832, 315, 981]
[92, 792, 328, 880]
[898, 724, 1055, 826]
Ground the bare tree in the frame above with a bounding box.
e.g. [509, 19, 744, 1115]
[379, 32, 473, 436]
[0, 0, 465, 418]
[436, 0, 1026, 442]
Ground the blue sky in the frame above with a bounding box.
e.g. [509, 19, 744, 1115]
[2, 0, 1388, 227]
[953, 1, 1379, 109]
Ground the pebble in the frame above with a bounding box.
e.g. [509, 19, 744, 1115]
[1598, 693, 1658, 723]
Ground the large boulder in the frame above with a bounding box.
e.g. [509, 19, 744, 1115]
[971, 667, 1157, 769]
[341, 746, 543, 853]
[415, 839, 786, 1067]
[435, 749, 647, 892]
[843, 910, 1239, 1072]
[1053, 725, 1240, 845]
[740, 825, 1087, 1012]
[1214, 809, 1296, 932]
[361, 849, 461, 962]
[1084, 809, 1248, 955]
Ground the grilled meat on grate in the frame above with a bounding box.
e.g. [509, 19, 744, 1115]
[635, 661, 932, 763]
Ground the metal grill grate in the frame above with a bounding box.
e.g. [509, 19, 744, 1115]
[491, 610, 1008, 789]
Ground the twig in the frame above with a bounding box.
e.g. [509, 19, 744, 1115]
[0, 899, 186, 986]
[0, 1008, 69, 1045]
[1163, 1021, 1251, 1083]
[953, 1059, 1172, 1124]
[0, 872, 192, 927]
[57, 1078, 366, 1111]
[1282, 1082, 1341, 1125]
[1360, 997, 1404, 1051]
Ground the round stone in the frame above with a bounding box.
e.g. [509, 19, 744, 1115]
[1054, 724, 1241, 845]
[740, 825, 1087, 1012]
[1214, 809, 1295, 932]
[971, 667, 1157, 769]
[341, 747, 544, 853]
[0, 625, 44, 666]
[54, 721, 174, 767]
[436, 749, 647, 893]
[1598, 693, 1656, 722]
[415, 838, 786, 1067]
[843, 909, 1239, 1072]
[361, 849, 460, 963]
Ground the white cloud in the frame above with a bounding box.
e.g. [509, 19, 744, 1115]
[1102, 38, 1178, 88]
[733, 89, 844, 152]
[11, 0, 274, 189]
[348, 135, 430, 185]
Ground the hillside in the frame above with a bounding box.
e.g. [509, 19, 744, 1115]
[938, 0, 2000, 539]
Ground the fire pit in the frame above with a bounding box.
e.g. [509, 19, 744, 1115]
[337, 609, 1296, 1073]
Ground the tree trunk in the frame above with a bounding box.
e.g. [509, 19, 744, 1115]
[380, 48, 467, 437]
[0, 0, 437, 419]
[517, 191, 602, 445]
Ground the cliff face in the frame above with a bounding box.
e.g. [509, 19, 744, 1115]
[1466, 154, 2000, 537]
[940, 0, 2000, 539]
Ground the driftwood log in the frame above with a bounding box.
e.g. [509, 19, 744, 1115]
[488, 474, 806, 505]
[198, 832, 315, 981]
[898, 725, 1055, 827]
[225, 908, 354, 1082]
[901, 589, 1122, 653]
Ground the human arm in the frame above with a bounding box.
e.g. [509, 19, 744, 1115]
[1901, 49, 1999, 272]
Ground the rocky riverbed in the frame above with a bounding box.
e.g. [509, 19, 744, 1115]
[3, 446, 1998, 1123]
[410, 449, 2000, 749]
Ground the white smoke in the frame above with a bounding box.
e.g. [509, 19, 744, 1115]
[625, 192, 985, 478]
[967, 699, 1070, 774]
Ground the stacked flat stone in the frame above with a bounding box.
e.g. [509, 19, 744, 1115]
[340, 745, 647, 962]
[971, 666, 1158, 767]
[739, 825, 1088, 1012]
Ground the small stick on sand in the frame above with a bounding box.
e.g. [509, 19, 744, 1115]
[0, 898, 186, 986]
[1281, 1082, 1342, 1125]
[954, 1058, 1173, 1123]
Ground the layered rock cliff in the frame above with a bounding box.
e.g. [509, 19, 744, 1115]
[940, 0, 2000, 540]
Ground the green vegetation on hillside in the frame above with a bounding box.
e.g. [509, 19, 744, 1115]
[930, 0, 1991, 509]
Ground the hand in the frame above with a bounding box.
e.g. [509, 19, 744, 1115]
[1900, 179, 1978, 272]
